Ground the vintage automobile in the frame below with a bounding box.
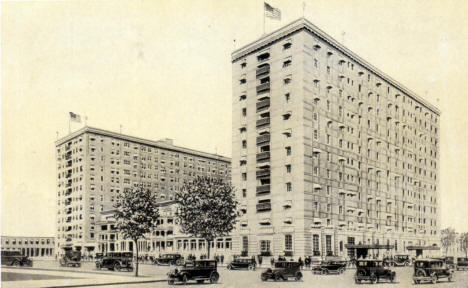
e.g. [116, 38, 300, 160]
[154, 253, 183, 266]
[1, 250, 33, 267]
[59, 250, 81, 267]
[95, 252, 133, 272]
[354, 259, 396, 284]
[312, 258, 346, 274]
[413, 259, 454, 284]
[392, 254, 411, 266]
[227, 257, 256, 270]
[167, 259, 219, 285]
[261, 261, 303, 281]
[456, 257, 468, 271]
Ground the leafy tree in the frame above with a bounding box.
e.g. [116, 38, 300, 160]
[175, 176, 240, 259]
[459, 232, 468, 258]
[114, 184, 159, 277]
[440, 227, 457, 256]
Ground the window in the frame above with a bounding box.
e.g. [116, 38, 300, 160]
[283, 42, 291, 50]
[285, 146, 291, 156]
[313, 234, 320, 255]
[313, 130, 318, 140]
[326, 235, 332, 255]
[285, 164, 291, 173]
[285, 234, 293, 251]
[242, 140, 247, 149]
[283, 59, 292, 68]
[240, 78, 246, 84]
[242, 108, 247, 117]
[286, 182, 292, 192]
[260, 240, 271, 253]
[242, 236, 248, 253]
[283, 77, 291, 85]
[285, 93, 290, 102]
[242, 173, 247, 181]
[241, 62, 246, 68]
[242, 189, 247, 198]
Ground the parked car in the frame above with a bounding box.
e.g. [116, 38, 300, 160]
[354, 259, 396, 284]
[227, 257, 256, 270]
[261, 261, 303, 281]
[312, 258, 346, 274]
[1, 250, 32, 267]
[59, 250, 81, 267]
[413, 259, 454, 284]
[95, 252, 133, 272]
[167, 259, 219, 285]
[392, 254, 411, 266]
[456, 257, 468, 271]
[154, 253, 183, 266]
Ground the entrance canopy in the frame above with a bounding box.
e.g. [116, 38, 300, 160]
[345, 244, 394, 250]
[406, 245, 440, 251]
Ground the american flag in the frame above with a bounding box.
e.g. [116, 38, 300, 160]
[69, 112, 81, 123]
[264, 2, 281, 20]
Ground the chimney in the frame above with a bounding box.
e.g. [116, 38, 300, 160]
[158, 138, 174, 146]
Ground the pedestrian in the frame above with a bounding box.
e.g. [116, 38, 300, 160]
[271, 257, 275, 267]
[221, 255, 224, 264]
[298, 257, 304, 269]
[258, 255, 263, 266]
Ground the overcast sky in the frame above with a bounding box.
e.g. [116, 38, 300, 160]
[2, 0, 468, 236]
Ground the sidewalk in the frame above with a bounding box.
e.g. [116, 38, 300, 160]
[1, 267, 166, 288]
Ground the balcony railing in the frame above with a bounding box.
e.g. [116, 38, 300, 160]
[256, 99, 270, 111]
[256, 134, 270, 144]
[256, 151, 270, 161]
[66, 161, 72, 167]
[65, 154, 71, 160]
[66, 182, 72, 188]
[256, 83, 270, 93]
[256, 169, 270, 178]
[256, 202, 271, 212]
[256, 117, 270, 128]
[256, 66, 270, 77]
[256, 184, 271, 194]
[66, 172, 72, 178]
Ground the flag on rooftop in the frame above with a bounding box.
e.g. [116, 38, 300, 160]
[264, 2, 281, 20]
[69, 112, 81, 123]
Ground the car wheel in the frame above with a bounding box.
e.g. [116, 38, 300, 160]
[339, 268, 344, 274]
[227, 264, 232, 270]
[430, 273, 437, 284]
[413, 279, 419, 284]
[168, 279, 174, 285]
[114, 263, 121, 272]
[295, 272, 302, 281]
[416, 269, 426, 277]
[261, 274, 268, 281]
[355, 277, 361, 284]
[274, 274, 281, 281]
[390, 274, 395, 283]
[248, 264, 255, 270]
[175, 259, 182, 266]
[12, 260, 21, 267]
[182, 274, 188, 285]
[210, 272, 219, 284]
[448, 273, 454, 282]
[370, 274, 377, 284]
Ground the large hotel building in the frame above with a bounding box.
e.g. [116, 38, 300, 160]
[231, 18, 440, 259]
[55, 127, 230, 256]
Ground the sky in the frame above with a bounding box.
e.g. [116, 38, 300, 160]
[2, 0, 468, 236]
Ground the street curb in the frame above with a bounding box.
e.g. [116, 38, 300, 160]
[42, 279, 166, 288]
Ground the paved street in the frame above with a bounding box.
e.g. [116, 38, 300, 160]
[2, 261, 468, 288]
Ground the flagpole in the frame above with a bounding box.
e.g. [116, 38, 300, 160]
[263, 3, 265, 35]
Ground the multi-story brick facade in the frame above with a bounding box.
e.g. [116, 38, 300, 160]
[231, 18, 440, 259]
[1, 236, 55, 258]
[55, 126, 230, 256]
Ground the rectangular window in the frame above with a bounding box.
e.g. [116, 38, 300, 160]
[242, 236, 248, 253]
[326, 235, 332, 255]
[286, 182, 292, 192]
[285, 234, 293, 251]
[313, 234, 320, 255]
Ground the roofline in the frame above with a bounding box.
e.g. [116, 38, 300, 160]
[55, 126, 231, 163]
[232, 17, 440, 115]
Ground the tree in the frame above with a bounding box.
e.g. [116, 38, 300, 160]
[175, 176, 240, 259]
[114, 184, 159, 277]
[440, 227, 457, 256]
[459, 232, 468, 258]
